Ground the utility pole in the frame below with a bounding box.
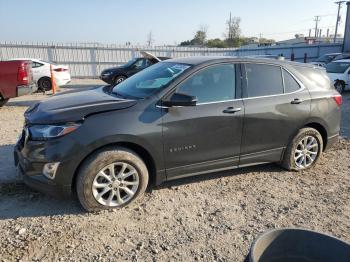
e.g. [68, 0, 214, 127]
[334, 1, 346, 43]
[314, 16, 321, 38]
[229, 12, 232, 40]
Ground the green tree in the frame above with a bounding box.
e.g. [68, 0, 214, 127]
[207, 38, 228, 48]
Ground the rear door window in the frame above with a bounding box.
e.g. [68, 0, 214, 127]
[32, 62, 44, 68]
[245, 64, 284, 97]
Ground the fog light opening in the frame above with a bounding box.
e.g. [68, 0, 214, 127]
[43, 162, 60, 180]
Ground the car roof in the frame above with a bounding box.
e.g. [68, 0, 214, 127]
[9, 58, 47, 63]
[165, 56, 318, 69]
[331, 59, 350, 63]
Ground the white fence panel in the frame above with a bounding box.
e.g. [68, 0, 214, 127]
[0, 42, 343, 78]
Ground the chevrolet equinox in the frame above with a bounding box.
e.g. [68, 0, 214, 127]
[15, 57, 342, 211]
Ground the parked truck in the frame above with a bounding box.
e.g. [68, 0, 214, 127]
[0, 60, 36, 107]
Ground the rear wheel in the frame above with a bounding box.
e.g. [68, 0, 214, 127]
[38, 77, 52, 91]
[335, 81, 345, 94]
[113, 76, 126, 85]
[0, 98, 9, 107]
[76, 147, 149, 212]
[281, 128, 323, 171]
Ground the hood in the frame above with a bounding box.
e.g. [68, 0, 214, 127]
[140, 51, 161, 62]
[25, 87, 137, 125]
[102, 66, 123, 73]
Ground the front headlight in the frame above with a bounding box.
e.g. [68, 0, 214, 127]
[29, 123, 81, 140]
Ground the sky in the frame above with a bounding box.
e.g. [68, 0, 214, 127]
[0, 0, 348, 45]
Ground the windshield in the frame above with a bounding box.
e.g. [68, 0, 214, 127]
[112, 62, 192, 99]
[326, 62, 350, 74]
[315, 54, 336, 63]
[122, 58, 138, 67]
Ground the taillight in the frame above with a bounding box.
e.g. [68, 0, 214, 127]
[54, 68, 68, 72]
[333, 95, 342, 106]
[17, 64, 29, 85]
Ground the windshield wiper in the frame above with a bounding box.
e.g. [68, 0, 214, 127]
[113, 90, 141, 100]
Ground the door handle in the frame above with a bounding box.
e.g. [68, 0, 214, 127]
[291, 98, 303, 104]
[223, 107, 241, 114]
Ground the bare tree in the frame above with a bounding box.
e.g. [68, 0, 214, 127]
[146, 31, 154, 46]
[225, 15, 241, 40]
[193, 24, 209, 46]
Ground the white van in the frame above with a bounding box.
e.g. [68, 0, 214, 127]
[326, 59, 350, 93]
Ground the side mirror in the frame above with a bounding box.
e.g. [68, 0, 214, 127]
[162, 93, 197, 107]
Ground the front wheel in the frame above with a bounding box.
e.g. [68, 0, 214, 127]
[113, 76, 126, 85]
[334, 81, 345, 94]
[0, 98, 9, 107]
[76, 147, 149, 212]
[281, 128, 323, 171]
[38, 77, 52, 91]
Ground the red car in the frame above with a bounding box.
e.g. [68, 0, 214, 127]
[0, 60, 37, 107]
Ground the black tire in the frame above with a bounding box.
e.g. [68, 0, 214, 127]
[113, 75, 126, 85]
[334, 81, 345, 94]
[38, 77, 52, 91]
[0, 98, 9, 107]
[280, 128, 323, 171]
[76, 147, 149, 212]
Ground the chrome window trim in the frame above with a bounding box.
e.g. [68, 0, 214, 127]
[242, 85, 306, 101]
[197, 99, 242, 106]
[156, 99, 242, 109]
[242, 63, 306, 100]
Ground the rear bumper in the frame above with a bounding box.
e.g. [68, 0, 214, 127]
[17, 83, 37, 97]
[56, 77, 71, 87]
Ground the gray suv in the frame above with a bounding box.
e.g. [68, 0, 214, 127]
[15, 57, 342, 211]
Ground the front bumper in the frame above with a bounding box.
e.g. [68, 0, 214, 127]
[99, 74, 113, 84]
[13, 134, 79, 198]
[17, 83, 37, 97]
[17, 165, 71, 198]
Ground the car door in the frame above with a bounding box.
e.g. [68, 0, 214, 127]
[240, 63, 311, 165]
[161, 63, 244, 179]
[31, 62, 44, 82]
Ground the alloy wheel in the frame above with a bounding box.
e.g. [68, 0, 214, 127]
[116, 77, 125, 84]
[294, 135, 319, 169]
[92, 162, 139, 207]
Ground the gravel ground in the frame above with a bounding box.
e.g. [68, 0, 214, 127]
[0, 81, 349, 261]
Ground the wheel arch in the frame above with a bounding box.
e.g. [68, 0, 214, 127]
[304, 122, 328, 149]
[38, 76, 51, 82]
[71, 141, 158, 193]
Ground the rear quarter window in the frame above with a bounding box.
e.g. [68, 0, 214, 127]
[282, 69, 300, 93]
[294, 66, 331, 89]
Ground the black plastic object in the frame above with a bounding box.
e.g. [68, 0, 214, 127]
[249, 228, 350, 262]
